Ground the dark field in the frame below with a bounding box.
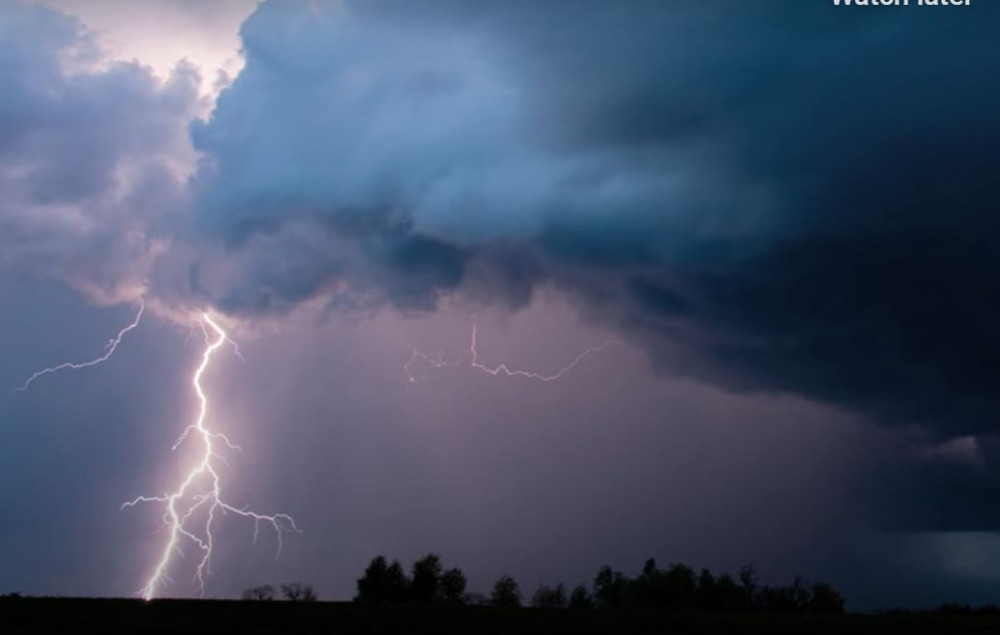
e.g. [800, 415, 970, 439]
[5, 598, 1000, 635]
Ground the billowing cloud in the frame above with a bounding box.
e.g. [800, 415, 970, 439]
[4, 0, 1000, 530]
[0, 1, 201, 304]
[32, 0, 257, 88]
[186, 0, 1000, 439]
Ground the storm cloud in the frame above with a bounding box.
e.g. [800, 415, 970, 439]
[7, 0, 995, 439]
[183, 0, 1000, 440]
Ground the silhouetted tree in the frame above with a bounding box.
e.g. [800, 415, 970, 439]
[739, 564, 759, 608]
[410, 554, 444, 603]
[791, 577, 811, 610]
[757, 577, 812, 613]
[440, 567, 467, 605]
[661, 563, 696, 607]
[593, 565, 628, 608]
[634, 559, 697, 608]
[808, 582, 845, 614]
[281, 582, 317, 602]
[588, 560, 846, 613]
[385, 559, 410, 602]
[463, 592, 488, 606]
[759, 585, 796, 612]
[350, 554, 846, 614]
[568, 585, 593, 609]
[355, 556, 410, 603]
[242, 585, 275, 601]
[490, 575, 522, 608]
[356, 556, 390, 602]
[531, 583, 567, 609]
[633, 558, 660, 606]
[695, 568, 718, 608]
[712, 573, 744, 610]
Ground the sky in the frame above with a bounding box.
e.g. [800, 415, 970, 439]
[1, 0, 1000, 611]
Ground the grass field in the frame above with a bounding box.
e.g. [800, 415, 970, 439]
[5, 597, 1000, 635]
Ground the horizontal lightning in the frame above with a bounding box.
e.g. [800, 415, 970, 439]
[405, 324, 623, 383]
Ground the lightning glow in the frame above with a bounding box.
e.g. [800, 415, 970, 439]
[123, 312, 298, 601]
[405, 324, 623, 383]
[15, 301, 145, 392]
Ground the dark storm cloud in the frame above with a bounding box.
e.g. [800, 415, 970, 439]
[857, 433, 1000, 533]
[190, 0, 1000, 439]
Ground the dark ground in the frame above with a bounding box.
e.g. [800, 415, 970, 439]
[5, 597, 1000, 635]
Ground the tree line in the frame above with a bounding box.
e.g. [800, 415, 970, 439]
[349, 554, 846, 613]
[242, 582, 317, 602]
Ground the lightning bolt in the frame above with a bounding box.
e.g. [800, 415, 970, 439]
[405, 324, 623, 383]
[14, 301, 145, 392]
[123, 312, 298, 601]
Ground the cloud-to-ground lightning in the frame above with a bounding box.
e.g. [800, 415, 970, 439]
[123, 312, 298, 600]
[405, 324, 623, 383]
[14, 301, 145, 392]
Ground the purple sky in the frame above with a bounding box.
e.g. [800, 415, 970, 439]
[2, 0, 1000, 611]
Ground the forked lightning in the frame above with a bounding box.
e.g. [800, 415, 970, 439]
[16, 305, 297, 600]
[123, 313, 298, 600]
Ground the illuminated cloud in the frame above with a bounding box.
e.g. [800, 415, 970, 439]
[31, 0, 256, 91]
[0, 2, 201, 304]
